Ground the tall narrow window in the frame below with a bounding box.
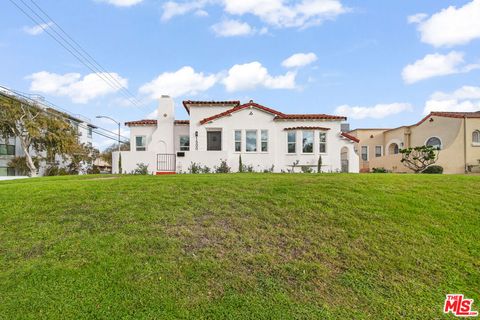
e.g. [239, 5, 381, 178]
[302, 131, 314, 153]
[287, 131, 296, 154]
[179, 135, 190, 151]
[473, 130, 480, 144]
[246, 130, 257, 152]
[234, 130, 242, 152]
[261, 130, 268, 152]
[319, 132, 327, 153]
[136, 136, 146, 151]
[375, 145, 382, 157]
[361, 146, 368, 161]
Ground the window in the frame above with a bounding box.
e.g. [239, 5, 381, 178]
[388, 143, 399, 155]
[207, 131, 222, 151]
[319, 132, 327, 153]
[473, 130, 480, 144]
[179, 135, 190, 151]
[375, 145, 382, 157]
[0, 144, 15, 156]
[302, 131, 314, 153]
[246, 130, 257, 152]
[136, 136, 146, 151]
[0, 167, 15, 176]
[87, 127, 93, 138]
[261, 130, 268, 152]
[234, 130, 242, 152]
[287, 131, 296, 154]
[426, 137, 442, 150]
[361, 146, 368, 161]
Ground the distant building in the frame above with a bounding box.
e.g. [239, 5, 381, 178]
[114, 96, 359, 174]
[349, 111, 480, 174]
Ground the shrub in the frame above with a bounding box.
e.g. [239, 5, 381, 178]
[245, 164, 254, 173]
[200, 166, 211, 174]
[45, 165, 69, 176]
[215, 159, 231, 173]
[133, 163, 149, 175]
[238, 155, 244, 173]
[317, 155, 322, 173]
[188, 162, 202, 174]
[372, 167, 388, 173]
[422, 165, 443, 174]
[263, 165, 274, 173]
[301, 166, 313, 173]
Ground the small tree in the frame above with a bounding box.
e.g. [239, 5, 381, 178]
[400, 145, 439, 173]
[317, 155, 322, 173]
[238, 155, 244, 173]
[133, 163, 149, 175]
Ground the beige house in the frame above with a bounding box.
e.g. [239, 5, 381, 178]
[349, 111, 480, 174]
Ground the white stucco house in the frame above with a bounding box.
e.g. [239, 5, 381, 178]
[113, 96, 359, 174]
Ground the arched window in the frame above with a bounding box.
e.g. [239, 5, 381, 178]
[473, 130, 480, 144]
[426, 137, 442, 150]
[388, 143, 399, 155]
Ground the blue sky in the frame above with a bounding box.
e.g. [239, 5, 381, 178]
[1, 0, 480, 148]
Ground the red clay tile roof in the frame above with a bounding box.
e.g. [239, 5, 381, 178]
[275, 114, 346, 120]
[125, 119, 190, 126]
[284, 126, 331, 131]
[200, 101, 346, 124]
[340, 132, 360, 143]
[416, 111, 480, 126]
[125, 119, 157, 126]
[183, 100, 240, 114]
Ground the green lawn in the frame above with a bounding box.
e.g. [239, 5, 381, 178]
[0, 174, 479, 319]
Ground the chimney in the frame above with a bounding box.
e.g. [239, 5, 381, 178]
[157, 95, 175, 122]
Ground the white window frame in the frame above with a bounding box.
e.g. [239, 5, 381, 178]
[425, 136, 442, 150]
[361, 146, 369, 161]
[319, 132, 327, 154]
[287, 131, 296, 154]
[302, 130, 314, 154]
[135, 135, 146, 151]
[472, 130, 480, 146]
[375, 145, 383, 157]
[245, 130, 257, 152]
[234, 130, 242, 152]
[179, 135, 190, 151]
[261, 130, 268, 153]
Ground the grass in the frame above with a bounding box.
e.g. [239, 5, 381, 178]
[0, 173, 479, 319]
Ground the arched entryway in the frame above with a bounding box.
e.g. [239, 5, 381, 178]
[388, 143, 399, 155]
[341, 146, 349, 172]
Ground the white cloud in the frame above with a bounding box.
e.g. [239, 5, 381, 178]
[424, 85, 480, 114]
[27, 71, 128, 104]
[335, 103, 413, 119]
[407, 13, 427, 24]
[98, 0, 143, 7]
[402, 51, 479, 84]
[222, 61, 296, 92]
[139, 66, 218, 99]
[23, 22, 53, 36]
[211, 19, 255, 37]
[282, 52, 317, 68]
[410, 0, 480, 47]
[161, 0, 208, 21]
[162, 0, 347, 29]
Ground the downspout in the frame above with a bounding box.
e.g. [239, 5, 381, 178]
[464, 116, 467, 173]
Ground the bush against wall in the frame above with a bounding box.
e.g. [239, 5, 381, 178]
[421, 165, 443, 174]
[215, 159, 231, 173]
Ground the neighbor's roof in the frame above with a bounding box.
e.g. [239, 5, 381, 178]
[340, 132, 360, 143]
[125, 119, 190, 126]
[182, 100, 240, 114]
[199, 101, 346, 125]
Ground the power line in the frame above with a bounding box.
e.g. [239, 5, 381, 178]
[8, 0, 143, 108]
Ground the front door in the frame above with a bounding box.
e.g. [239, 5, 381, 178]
[207, 131, 222, 151]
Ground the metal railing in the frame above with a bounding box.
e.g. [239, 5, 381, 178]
[157, 154, 176, 172]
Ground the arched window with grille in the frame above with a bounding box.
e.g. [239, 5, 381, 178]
[426, 137, 442, 150]
[473, 130, 480, 144]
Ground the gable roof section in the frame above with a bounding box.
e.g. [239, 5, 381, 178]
[340, 132, 360, 143]
[416, 111, 480, 126]
[200, 101, 346, 125]
[183, 100, 240, 114]
[125, 119, 189, 126]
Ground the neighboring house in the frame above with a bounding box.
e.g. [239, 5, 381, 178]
[113, 96, 359, 174]
[93, 158, 112, 174]
[349, 111, 480, 174]
[0, 89, 97, 177]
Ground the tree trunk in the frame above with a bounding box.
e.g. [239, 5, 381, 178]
[18, 136, 37, 177]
